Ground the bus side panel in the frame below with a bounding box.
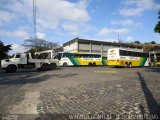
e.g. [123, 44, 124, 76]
[76, 58, 102, 65]
[60, 58, 74, 66]
[140, 57, 147, 66]
[69, 57, 80, 65]
[107, 57, 149, 67]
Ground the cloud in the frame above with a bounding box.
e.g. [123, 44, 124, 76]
[61, 21, 92, 36]
[62, 22, 78, 35]
[114, 28, 130, 34]
[36, 32, 46, 39]
[119, 8, 144, 16]
[0, 10, 16, 26]
[10, 44, 28, 55]
[111, 19, 143, 29]
[111, 19, 134, 26]
[119, 0, 160, 16]
[0, 0, 32, 23]
[0, 30, 29, 39]
[0, 0, 91, 39]
[98, 28, 112, 36]
[126, 36, 134, 41]
[35, 0, 90, 29]
[98, 27, 130, 36]
[0, 0, 90, 28]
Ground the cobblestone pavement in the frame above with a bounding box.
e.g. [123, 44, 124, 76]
[0, 67, 160, 120]
[36, 67, 160, 120]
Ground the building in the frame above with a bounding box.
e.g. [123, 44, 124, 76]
[63, 38, 143, 57]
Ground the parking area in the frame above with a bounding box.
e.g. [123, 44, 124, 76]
[0, 67, 160, 119]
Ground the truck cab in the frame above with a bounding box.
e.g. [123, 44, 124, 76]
[1, 53, 31, 72]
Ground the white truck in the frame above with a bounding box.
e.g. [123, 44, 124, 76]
[1, 50, 59, 73]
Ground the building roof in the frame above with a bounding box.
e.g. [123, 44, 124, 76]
[63, 37, 143, 49]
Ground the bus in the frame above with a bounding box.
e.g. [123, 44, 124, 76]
[53, 52, 107, 67]
[150, 52, 160, 66]
[107, 48, 150, 68]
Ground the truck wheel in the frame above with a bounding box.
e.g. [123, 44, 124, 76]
[41, 64, 48, 71]
[6, 65, 17, 73]
[51, 63, 57, 70]
[63, 62, 68, 67]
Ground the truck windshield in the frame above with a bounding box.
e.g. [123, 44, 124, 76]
[54, 53, 62, 60]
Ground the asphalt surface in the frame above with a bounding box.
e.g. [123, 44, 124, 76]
[0, 67, 160, 120]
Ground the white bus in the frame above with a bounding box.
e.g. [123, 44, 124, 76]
[107, 48, 150, 67]
[53, 52, 107, 67]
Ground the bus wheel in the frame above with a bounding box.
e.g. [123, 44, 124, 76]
[6, 65, 17, 73]
[88, 62, 92, 66]
[129, 63, 132, 68]
[63, 62, 68, 67]
[93, 62, 96, 66]
[125, 63, 128, 68]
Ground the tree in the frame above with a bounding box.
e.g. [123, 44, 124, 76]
[23, 38, 59, 52]
[154, 10, 160, 34]
[0, 41, 12, 67]
[134, 41, 140, 44]
[151, 41, 156, 44]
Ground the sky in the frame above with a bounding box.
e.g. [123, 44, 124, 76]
[0, 0, 160, 54]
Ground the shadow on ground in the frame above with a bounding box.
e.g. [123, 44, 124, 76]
[144, 67, 160, 73]
[0, 70, 78, 85]
[137, 72, 160, 119]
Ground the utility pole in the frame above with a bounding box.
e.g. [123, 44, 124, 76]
[118, 32, 120, 42]
[77, 17, 80, 38]
[33, 0, 37, 50]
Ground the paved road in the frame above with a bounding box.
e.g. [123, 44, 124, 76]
[0, 67, 160, 120]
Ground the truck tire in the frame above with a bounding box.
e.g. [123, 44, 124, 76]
[51, 63, 57, 70]
[6, 65, 17, 73]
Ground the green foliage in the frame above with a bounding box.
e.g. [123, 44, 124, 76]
[154, 10, 160, 34]
[0, 41, 12, 66]
[151, 41, 156, 44]
[143, 45, 160, 51]
[134, 41, 140, 44]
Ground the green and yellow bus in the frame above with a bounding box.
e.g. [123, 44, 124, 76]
[53, 52, 107, 67]
[107, 48, 150, 68]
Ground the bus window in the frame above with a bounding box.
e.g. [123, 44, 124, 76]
[128, 51, 132, 56]
[120, 50, 128, 56]
[132, 52, 137, 57]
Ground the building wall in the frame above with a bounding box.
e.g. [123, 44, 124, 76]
[63, 39, 143, 57]
[63, 42, 78, 53]
[78, 43, 90, 52]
